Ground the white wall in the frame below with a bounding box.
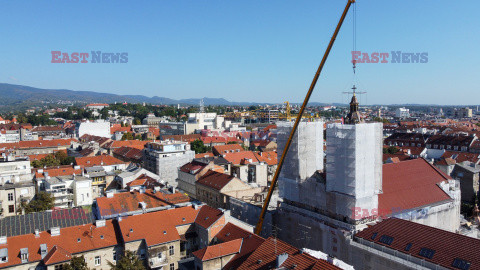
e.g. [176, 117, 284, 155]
[78, 121, 110, 138]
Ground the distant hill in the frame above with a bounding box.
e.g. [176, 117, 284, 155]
[0, 83, 265, 111]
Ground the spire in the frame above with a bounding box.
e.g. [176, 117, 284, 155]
[345, 85, 363, 124]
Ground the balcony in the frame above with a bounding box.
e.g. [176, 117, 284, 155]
[149, 257, 168, 268]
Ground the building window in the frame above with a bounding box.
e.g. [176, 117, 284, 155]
[113, 251, 117, 261]
[169, 245, 174, 256]
[95, 256, 101, 266]
[7, 193, 13, 201]
[8, 205, 14, 213]
[170, 263, 175, 270]
[55, 265, 63, 270]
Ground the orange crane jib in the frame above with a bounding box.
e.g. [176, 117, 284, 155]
[254, 0, 356, 235]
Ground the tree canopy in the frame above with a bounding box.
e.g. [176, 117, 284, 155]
[108, 250, 145, 270]
[21, 191, 55, 214]
[62, 256, 89, 270]
[190, 139, 211, 154]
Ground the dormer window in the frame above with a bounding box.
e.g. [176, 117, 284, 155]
[0, 248, 8, 263]
[20, 248, 28, 263]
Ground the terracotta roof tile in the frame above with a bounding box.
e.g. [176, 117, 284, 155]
[96, 190, 190, 217]
[0, 138, 76, 150]
[193, 238, 242, 261]
[195, 205, 224, 229]
[223, 151, 258, 165]
[355, 218, 480, 269]
[197, 171, 235, 191]
[236, 237, 341, 270]
[215, 223, 266, 269]
[34, 165, 83, 178]
[212, 144, 244, 155]
[43, 245, 72, 265]
[0, 220, 117, 268]
[117, 206, 199, 247]
[75, 154, 125, 167]
[379, 159, 452, 216]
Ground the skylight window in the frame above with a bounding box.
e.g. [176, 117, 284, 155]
[371, 232, 378, 240]
[418, 248, 435, 259]
[378, 235, 394, 245]
[405, 243, 412, 251]
[452, 258, 471, 270]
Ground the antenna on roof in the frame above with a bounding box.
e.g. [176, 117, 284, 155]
[200, 99, 205, 113]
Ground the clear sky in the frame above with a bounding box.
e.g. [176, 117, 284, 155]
[0, 0, 478, 105]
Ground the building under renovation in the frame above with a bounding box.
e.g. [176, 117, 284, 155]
[275, 93, 461, 269]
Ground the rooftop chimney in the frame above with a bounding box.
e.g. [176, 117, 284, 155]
[276, 253, 288, 268]
[50, 227, 60, 236]
[96, 220, 106, 228]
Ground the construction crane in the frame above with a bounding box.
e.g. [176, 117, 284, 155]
[255, 0, 357, 235]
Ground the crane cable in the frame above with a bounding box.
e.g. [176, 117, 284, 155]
[352, 2, 357, 75]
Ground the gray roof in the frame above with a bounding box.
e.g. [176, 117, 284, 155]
[0, 207, 94, 237]
[457, 161, 480, 173]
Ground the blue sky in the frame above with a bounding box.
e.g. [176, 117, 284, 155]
[0, 0, 478, 105]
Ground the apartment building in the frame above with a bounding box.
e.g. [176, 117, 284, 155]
[195, 171, 262, 209]
[143, 141, 195, 185]
[0, 155, 34, 217]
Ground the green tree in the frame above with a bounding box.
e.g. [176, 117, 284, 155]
[190, 139, 209, 154]
[108, 250, 145, 270]
[63, 256, 89, 270]
[383, 146, 399, 154]
[31, 160, 42, 168]
[121, 132, 134, 141]
[21, 192, 55, 213]
[133, 118, 142, 125]
[40, 154, 61, 167]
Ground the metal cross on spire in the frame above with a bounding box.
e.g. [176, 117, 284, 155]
[342, 85, 366, 96]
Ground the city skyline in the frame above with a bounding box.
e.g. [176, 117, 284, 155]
[0, 0, 478, 105]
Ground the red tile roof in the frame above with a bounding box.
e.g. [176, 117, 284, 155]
[379, 159, 452, 216]
[96, 190, 190, 216]
[126, 174, 161, 189]
[193, 238, 243, 261]
[0, 138, 76, 150]
[103, 140, 151, 150]
[34, 165, 83, 178]
[197, 171, 235, 191]
[254, 151, 278, 166]
[236, 237, 341, 270]
[112, 146, 143, 161]
[110, 124, 132, 134]
[214, 223, 266, 269]
[117, 206, 200, 247]
[162, 134, 201, 143]
[31, 126, 65, 132]
[223, 151, 258, 165]
[195, 205, 224, 229]
[75, 154, 125, 167]
[43, 245, 72, 265]
[195, 152, 213, 158]
[355, 218, 480, 269]
[441, 151, 480, 164]
[179, 160, 209, 174]
[213, 144, 244, 155]
[0, 220, 117, 268]
[86, 103, 109, 107]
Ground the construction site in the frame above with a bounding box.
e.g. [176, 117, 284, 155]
[251, 1, 467, 269]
